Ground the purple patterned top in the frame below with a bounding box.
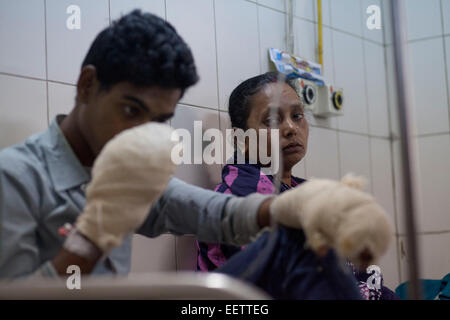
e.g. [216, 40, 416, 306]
[196, 162, 399, 300]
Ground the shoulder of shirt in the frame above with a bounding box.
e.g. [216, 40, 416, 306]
[0, 132, 48, 184]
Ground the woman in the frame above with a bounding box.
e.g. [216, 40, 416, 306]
[198, 72, 398, 300]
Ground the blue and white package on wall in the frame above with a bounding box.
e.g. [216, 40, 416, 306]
[269, 48, 325, 86]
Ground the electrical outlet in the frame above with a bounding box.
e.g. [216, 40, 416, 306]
[293, 78, 344, 118]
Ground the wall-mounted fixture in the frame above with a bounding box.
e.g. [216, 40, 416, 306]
[269, 48, 343, 117]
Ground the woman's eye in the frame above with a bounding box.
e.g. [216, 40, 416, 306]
[123, 105, 140, 118]
[264, 117, 281, 126]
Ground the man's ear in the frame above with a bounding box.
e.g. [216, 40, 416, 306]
[76, 65, 98, 105]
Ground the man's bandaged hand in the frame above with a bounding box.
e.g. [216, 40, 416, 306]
[269, 174, 393, 268]
[75, 123, 178, 254]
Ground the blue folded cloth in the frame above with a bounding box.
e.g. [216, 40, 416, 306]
[395, 273, 450, 300]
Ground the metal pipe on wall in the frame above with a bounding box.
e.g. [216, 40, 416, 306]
[286, 0, 294, 54]
[390, 0, 422, 300]
[317, 0, 323, 69]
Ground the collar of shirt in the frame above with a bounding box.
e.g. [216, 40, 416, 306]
[42, 115, 91, 192]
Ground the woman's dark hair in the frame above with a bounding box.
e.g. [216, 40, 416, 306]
[228, 72, 297, 130]
[81, 9, 198, 92]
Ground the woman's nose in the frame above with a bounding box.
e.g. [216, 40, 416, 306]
[281, 118, 297, 137]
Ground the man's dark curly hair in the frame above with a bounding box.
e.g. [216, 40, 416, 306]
[81, 9, 198, 92]
[228, 72, 297, 130]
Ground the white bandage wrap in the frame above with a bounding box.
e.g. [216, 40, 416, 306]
[75, 123, 178, 253]
[270, 174, 393, 266]
[63, 229, 103, 261]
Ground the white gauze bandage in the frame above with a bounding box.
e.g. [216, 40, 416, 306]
[75, 122, 178, 253]
[270, 174, 393, 267]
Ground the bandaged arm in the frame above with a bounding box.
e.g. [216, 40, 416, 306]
[137, 177, 271, 245]
[49, 185, 272, 276]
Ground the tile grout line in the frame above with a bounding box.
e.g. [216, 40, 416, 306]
[164, 0, 167, 20]
[219, 109, 393, 139]
[335, 129, 342, 179]
[250, 0, 386, 47]
[312, 0, 317, 62]
[440, 0, 450, 135]
[255, 1, 263, 81]
[46, 79, 77, 87]
[251, 0, 386, 46]
[218, 109, 393, 139]
[400, 131, 450, 139]
[108, 0, 111, 25]
[385, 33, 450, 47]
[0, 72, 413, 141]
[397, 230, 450, 236]
[360, 1, 372, 140]
[211, 0, 222, 137]
[359, 0, 375, 193]
[0, 71, 77, 85]
[44, 0, 50, 126]
[178, 102, 220, 113]
[212, 0, 221, 111]
[367, 137, 374, 193]
[256, 3, 263, 74]
[174, 236, 178, 272]
[379, 0, 403, 281]
[380, 0, 388, 48]
[172, 111, 392, 139]
[332, 0, 342, 184]
[328, 1, 338, 132]
[389, 136, 403, 283]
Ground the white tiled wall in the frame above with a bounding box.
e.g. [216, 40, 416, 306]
[2, 0, 449, 294]
[384, 0, 450, 288]
[258, 0, 285, 12]
[399, 233, 450, 283]
[304, 127, 340, 180]
[0, 0, 46, 79]
[408, 38, 449, 135]
[415, 135, 450, 233]
[47, 82, 76, 123]
[215, 0, 260, 110]
[110, 0, 165, 21]
[258, 5, 287, 73]
[46, 0, 110, 84]
[361, 0, 383, 44]
[405, 0, 442, 41]
[294, 0, 315, 22]
[443, 0, 450, 35]
[370, 138, 396, 224]
[338, 132, 372, 191]
[0, 74, 47, 149]
[330, 0, 363, 37]
[171, 104, 222, 189]
[306, 25, 338, 130]
[166, 0, 219, 109]
[364, 41, 390, 138]
[293, 17, 316, 62]
[333, 31, 369, 134]
[130, 234, 176, 272]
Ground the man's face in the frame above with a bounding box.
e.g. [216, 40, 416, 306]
[76, 67, 181, 157]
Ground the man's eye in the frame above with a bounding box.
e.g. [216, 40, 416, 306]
[293, 113, 304, 121]
[123, 105, 140, 117]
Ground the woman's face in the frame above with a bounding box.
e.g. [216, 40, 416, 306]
[245, 82, 309, 172]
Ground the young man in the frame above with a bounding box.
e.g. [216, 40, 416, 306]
[0, 10, 272, 279]
[0, 10, 381, 299]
